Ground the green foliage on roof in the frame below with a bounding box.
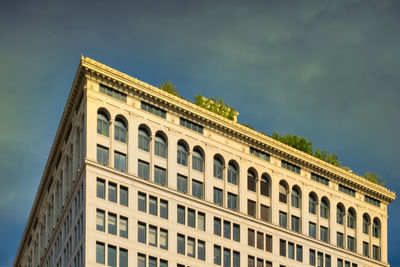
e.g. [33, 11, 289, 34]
[159, 81, 180, 97]
[193, 93, 237, 121]
[157, 81, 385, 187]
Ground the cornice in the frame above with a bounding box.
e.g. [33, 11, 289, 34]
[80, 56, 395, 203]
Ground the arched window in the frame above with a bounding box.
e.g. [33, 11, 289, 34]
[97, 111, 109, 136]
[291, 186, 301, 208]
[213, 156, 224, 179]
[192, 148, 204, 172]
[260, 174, 271, 197]
[372, 218, 381, 238]
[227, 162, 238, 185]
[114, 117, 127, 143]
[154, 133, 167, 158]
[138, 127, 150, 152]
[320, 197, 329, 219]
[337, 204, 345, 224]
[309, 193, 317, 215]
[363, 214, 370, 234]
[177, 141, 188, 166]
[247, 169, 257, 192]
[347, 208, 356, 229]
[279, 181, 288, 203]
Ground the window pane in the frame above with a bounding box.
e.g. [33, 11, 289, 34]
[248, 200, 256, 217]
[160, 259, 168, 267]
[248, 228, 255, 246]
[154, 166, 167, 186]
[260, 205, 270, 222]
[288, 242, 294, 259]
[187, 237, 195, 258]
[310, 249, 316, 266]
[149, 225, 157, 247]
[188, 209, 196, 228]
[96, 210, 105, 231]
[108, 245, 116, 267]
[108, 182, 117, 203]
[214, 158, 223, 179]
[224, 220, 231, 239]
[257, 232, 264, 249]
[198, 240, 205, 260]
[214, 187, 223, 206]
[119, 248, 128, 267]
[138, 129, 149, 151]
[233, 251, 240, 267]
[309, 222, 316, 238]
[160, 229, 168, 250]
[291, 216, 299, 232]
[149, 196, 157, 216]
[177, 234, 185, 255]
[160, 199, 168, 219]
[114, 151, 126, 172]
[138, 253, 146, 267]
[138, 160, 149, 180]
[192, 180, 203, 199]
[96, 242, 105, 264]
[223, 248, 231, 267]
[177, 174, 188, 193]
[214, 245, 221, 265]
[97, 145, 109, 165]
[149, 257, 157, 267]
[138, 192, 146, 212]
[155, 136, 167, 158]
[108, 213, 117, 235]
[296, 245, 303, 262]
[233, 224, 240, 242]
[279, 211, 287, 228]
[198, 212, 205, 231]
[120, 186, 128, 206]
[177, 205, 185, 224]
[96, 179, 105, 199]
[214, 217, 221, 236]
[138, 222, 146, 243]
[120, 216, 128, 238]
[228, 193, 238, 211]
[280, 239, 286, 257]
[266, 234, 273, 252]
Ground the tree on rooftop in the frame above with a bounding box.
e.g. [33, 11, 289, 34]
[159, 81, 180, 97]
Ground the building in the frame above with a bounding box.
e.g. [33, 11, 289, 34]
[14, 56, 396, 267]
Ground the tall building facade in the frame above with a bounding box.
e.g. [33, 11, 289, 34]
[14, 57, 395, 267]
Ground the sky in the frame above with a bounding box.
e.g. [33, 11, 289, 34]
[0, 0, 399, 266]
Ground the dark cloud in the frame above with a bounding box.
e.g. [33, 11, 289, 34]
[1, 0, 399, 264]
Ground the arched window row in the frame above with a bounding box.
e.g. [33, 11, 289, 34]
[97, 108, 128, 143]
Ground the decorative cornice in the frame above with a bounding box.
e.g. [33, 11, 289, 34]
[81, 56, 395, 203]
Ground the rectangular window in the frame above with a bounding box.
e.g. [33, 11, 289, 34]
[192, 180, 203, 199]
[119, 248, 128, 267]
[339, 184, 356, 197]
[96, 242, 105, 264]
[248, 228, 255, 247]
[233, 251, 240, 267]
[108, 245, 116, 267]
[373, 245, 380, 260]
[228, 192, 238, 211]
[214, 187, 223, 206]
[325, 254, 331, 267]
[108, 182, 117, 203]
[198, 212, 205, 231]
[120, 216, 128, 238]
[160, 259, 168, 267]
[260, 204, 270, 222]
[160, 199, 168, 219]
[214, 245, 221, 265]
[177, 205, 185, 225]
[99, 84, 127, 102]
[280, 239, 286, 257]
[363, 241, 369, 257]
[108, 213, 117, 235]
[311, 173, 329, 186]
[141, 101, 167, 118]
[138, 160, 150, 180]
[257, 232, 264, 249]
[296, 245, 303, 262]
[365, 195, 381, 207]
[214, 217, 221, 236]
[288, 242, 295, 259]
[160, 228, 168, 250]
[188, 208, 196, 228]
[138, 253, 146, 267]
[180, 117, 204, 134]
[97, 145, 109, 165]
[320, 226, 329, 242]
[233, 224, 240, 242]
[281, 160, 300, 174]
[247, 199, 256, 217]
[96, 210, 105, 231]
[177, 234, 185, 255]
[188, 237, 195, 257]
[149, 257, 157, 267]
[279, 211, 287, 228]
[248, 256, 255, 267]
[223, 248, 231, 267]
[347, 236, 355, 252]
[96, 178, 105, 199]
[198, 240, 205, 260]
[337, 232, 344, 248]
[154, 166, 167, 186]
[114, 151, 126, 172]
[138, 222, 146, 243]
[309, 249, 316, 266]
[177, 174, 188, 193]
[317, 252, 323, 267]
[309, 222, 316, 238]
[149, 196, 157, 216]
[149, 225, 157, 247]
[224, 220, 231, 239]
[291, 215, 300, 232]
[266, 234, 273, 252]
[120, 186, 128, 206]
[250, 147, 270, 161]
[257, 258, 263, 267]
[337, 259, 343, 267]
[138, 192, 146, 212]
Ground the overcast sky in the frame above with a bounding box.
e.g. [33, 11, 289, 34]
[1, 0, 399, 266]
